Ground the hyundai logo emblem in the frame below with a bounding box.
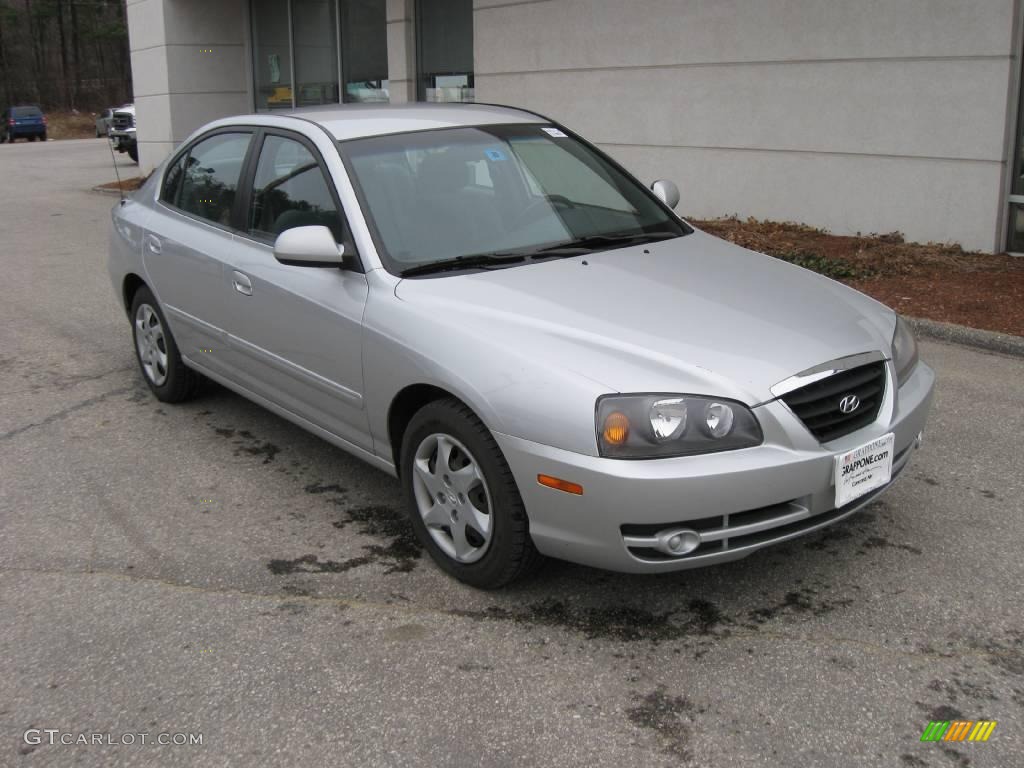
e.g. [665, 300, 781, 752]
[838, 394, 860, 414]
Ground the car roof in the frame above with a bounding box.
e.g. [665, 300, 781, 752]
[284, 103, 548, 141]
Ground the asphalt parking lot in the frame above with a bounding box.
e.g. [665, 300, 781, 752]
[1, 138, 1022, 768]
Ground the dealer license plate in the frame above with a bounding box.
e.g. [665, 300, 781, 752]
[834, 433, 895, 508]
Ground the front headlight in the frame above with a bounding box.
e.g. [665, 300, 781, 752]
[892, 315, 919, 387]
[596, 394, 763, 458]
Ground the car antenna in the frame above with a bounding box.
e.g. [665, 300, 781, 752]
[106, 133, 126, 205]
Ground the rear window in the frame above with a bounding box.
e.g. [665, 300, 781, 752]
[12, 107, 42, 117]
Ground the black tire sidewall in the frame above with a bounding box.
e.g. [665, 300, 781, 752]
[400, 400, 533, 589]
[129, 287, 194, 402]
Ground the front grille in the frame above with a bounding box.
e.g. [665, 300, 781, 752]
[112, 112, 135, 130]
[780, 361, 886, 443]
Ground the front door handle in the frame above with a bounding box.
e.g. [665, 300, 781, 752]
[145, 234, 162, 254]
[231, 271, 253, 296]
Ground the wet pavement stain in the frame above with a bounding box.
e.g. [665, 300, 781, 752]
[330, 504, 422, 574]
[235, 439, 280, 464]
[899, 756, 928, 767]
[804, 527, 854, 553]
[860, 535, 923, 555]
[927, 676, 999, 703]
[451, 597, 732, 644]
[267, 553, 372, 575]
[747, 588, 854, 625]
[626, 686, 702, 761]
[305, 482, 347, 495]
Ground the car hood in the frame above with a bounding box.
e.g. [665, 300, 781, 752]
[393, 230, 895, 404]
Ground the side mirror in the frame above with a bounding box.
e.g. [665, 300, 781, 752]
[273, 225, 356, 269]
[651, 179, 680, 210]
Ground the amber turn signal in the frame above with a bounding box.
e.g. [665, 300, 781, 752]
[537, 474, 584, 495]
[602, 411, 630, 446]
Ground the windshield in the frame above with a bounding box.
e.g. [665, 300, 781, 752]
[339, 124, 688, 275]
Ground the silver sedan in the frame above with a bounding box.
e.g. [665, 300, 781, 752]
[108, 104, 934, 588]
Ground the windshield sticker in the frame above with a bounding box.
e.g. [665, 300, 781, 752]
[484, 148, 507, 161]
[542, 127, 568, 138]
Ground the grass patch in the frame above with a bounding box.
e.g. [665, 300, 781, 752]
[774, 250, 876, 280]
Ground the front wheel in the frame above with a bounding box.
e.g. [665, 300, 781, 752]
[400, 399, 542, 589]
[129, 286, 203, 402]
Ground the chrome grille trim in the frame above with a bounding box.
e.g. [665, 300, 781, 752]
[780, 361, 886, 442]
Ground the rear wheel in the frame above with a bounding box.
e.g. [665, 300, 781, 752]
[28, 135, 36, 142]
[400, 398, 542, 589]
[128, 143, 138, 163]
[40, 132, 46, 142]
[129, 286, 203, 403]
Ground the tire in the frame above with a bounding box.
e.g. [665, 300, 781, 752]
[28, 135, 36, 142]
[40, 132, 46, 142]
[400, 398, 542, 589]
[128, 143, 138, 163]
[129, 286, 203, 403]
[96, 129, 101, 138]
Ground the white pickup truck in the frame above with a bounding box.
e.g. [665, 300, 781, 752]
[108, 104, 137, 163]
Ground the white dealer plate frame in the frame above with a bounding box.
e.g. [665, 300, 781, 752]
[834, 432, 895, 508]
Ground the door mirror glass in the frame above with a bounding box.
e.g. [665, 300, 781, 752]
[651, 179, 680, 210]
[273, 225, 347, 267]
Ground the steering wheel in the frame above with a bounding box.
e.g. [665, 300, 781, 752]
[512, 194, 576, 228]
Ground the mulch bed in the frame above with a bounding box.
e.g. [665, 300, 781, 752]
[694, 217, 1024, 337]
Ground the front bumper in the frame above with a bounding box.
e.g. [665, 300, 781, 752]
[109, 130, 136, 149]
[495, 359, 935, 573]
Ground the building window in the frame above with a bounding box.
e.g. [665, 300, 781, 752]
[251, 0, 293, 110]
[250, 0, 388, 110]
[341, 0, 389, 102]
[293, 0, 341, 106]
[416, 0, 474, 103]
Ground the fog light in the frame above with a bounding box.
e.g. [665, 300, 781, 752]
[658, 528, 701, 556]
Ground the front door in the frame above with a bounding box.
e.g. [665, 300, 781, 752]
[222, 131, 371, 451]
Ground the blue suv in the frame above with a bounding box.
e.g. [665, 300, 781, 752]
[1, 106, 47, 143]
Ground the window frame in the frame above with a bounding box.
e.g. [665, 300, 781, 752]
[233, 127, 362, 271]
[157, 126, 259, 235]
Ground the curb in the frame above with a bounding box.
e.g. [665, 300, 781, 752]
[907, 316, 1024, 358]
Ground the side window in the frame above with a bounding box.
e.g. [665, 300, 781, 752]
[161, 154, 186, 206]
[248, 135, 344, 243]
[176, 132, 252, 226]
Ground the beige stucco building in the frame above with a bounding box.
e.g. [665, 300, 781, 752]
[126, 0, 1024, 253]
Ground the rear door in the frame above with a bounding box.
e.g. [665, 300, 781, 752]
[142, 129, 256, 379]
[221, 129, 371, 450]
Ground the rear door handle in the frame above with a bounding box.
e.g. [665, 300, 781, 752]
[145, 234, 162, 254]
[231, 270, 253, 296]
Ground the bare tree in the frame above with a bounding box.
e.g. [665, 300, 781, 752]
[0, 0, 132, 110]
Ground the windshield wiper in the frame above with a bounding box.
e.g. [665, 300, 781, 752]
[532, 230, 680, 255]
[399, 252, 528, 277]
